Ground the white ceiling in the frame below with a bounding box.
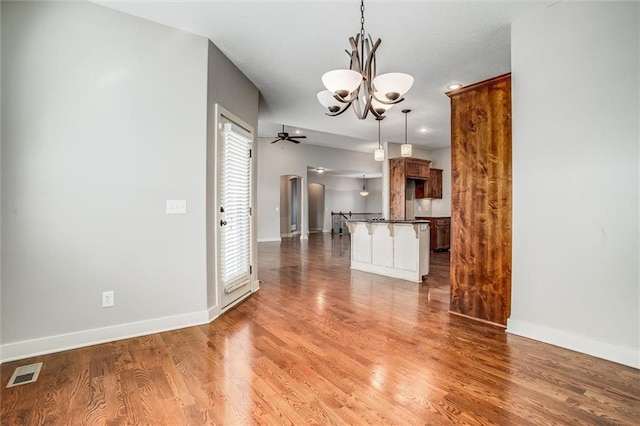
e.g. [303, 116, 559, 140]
[98, 0, 553, 153]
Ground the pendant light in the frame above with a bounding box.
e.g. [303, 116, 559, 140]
[374, 117, 384, 161]
[401, 109, 413, 157]
[360, 175, 369, 196]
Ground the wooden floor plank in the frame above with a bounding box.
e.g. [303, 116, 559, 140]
[2, 234, 639, 425]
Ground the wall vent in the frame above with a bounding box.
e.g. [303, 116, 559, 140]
[6, 362, 43, 388]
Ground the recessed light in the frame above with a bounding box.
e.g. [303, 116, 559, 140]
[447, 83, 463, 90]
[316, 167, 325, 173]
[419, 127, 429, 134]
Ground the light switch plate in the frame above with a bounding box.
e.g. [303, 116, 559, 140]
[166, 200, 187, 215]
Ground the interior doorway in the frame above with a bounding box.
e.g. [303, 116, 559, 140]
[280, 175, 302, 238]
[308, 183, 325, 234]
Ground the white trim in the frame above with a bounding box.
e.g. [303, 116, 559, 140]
[208, 305, 219, 322]
[258, 237, 281, 242]
[220, 290, 253, 314]
[507, 319, 640, 369]
[1, 310, 209, 363]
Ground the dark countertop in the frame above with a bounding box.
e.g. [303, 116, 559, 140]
[347, 219, 430, 224]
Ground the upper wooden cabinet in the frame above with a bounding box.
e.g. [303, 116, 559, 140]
[405, 159, 431, 179]
[415, 168, 442, 199]
[447, 73, 512, 327]
[428, 168, 443, 198]
[389, 157, 431, 219]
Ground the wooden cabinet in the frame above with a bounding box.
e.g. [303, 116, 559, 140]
[389, 157, 431, 219]
[405, 159, 430, 179]
[427, 168, 443, 199]
[447, 73, 512, 327]
[433, 217, 450, 250]
[415, 168, 443, 199]
[416, 216, 451, 251]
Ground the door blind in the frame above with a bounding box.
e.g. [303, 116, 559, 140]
[219, 120, 252, 291]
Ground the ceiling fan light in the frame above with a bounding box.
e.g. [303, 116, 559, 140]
[401, 143, 413, 157]
[373, 73, 414, 100]
[322, 69, 363, 98]
[374, 147, 385, 162]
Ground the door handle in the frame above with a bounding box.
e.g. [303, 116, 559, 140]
[220, 220, 227, 226]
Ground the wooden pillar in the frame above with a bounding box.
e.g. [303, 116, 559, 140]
[447, 73, 512, 327]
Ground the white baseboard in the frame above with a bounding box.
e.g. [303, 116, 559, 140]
[258, 237, 281, 242]
[208, 305, 219, 322]
[1, 310, 210, 363]
[507, 318, 639, 368]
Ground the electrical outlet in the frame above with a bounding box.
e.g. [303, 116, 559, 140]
[102, 291, 114, 308]
[166, 200, 187, 215]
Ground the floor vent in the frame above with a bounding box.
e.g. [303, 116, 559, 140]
[6, 362, 43, 388]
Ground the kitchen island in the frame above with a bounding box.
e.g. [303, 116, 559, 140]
[346, 220, 430, 283]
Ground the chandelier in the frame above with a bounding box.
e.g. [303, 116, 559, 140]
[317, 0, 414, 120]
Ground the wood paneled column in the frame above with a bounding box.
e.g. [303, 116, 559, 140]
[446, 73, 512, 327]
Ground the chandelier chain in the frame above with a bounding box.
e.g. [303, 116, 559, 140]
[360, 0, 365, 42]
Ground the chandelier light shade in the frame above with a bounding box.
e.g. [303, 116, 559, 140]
[322, 70, 363, 98]
[374, 117, 384, 161]
[372, 73, 414, 102]
[360, 175, 369, 196]
[318, 0, 414, 120]
[316, 90, 341, 113]
[401, 109, 413, 157]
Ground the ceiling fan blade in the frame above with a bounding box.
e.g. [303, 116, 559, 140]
[270, 139, 281, 144]
[288, 135, 307, 139]
[286, 138, 301, 144]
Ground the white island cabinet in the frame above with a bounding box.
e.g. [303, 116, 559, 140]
[346, 220, 430, 283]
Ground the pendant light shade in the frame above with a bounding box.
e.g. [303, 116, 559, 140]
[401, 143, 413, 157]
[401, 108, 413, 157]
[374, 117, 384, 162]
[360, 175, 369, 196]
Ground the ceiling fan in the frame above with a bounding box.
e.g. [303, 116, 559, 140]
[270, 125, 306, 144]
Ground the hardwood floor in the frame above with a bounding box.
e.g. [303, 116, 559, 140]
[2, 234, 639, 425]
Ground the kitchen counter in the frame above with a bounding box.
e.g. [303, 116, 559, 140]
[346, 220, 430, 282]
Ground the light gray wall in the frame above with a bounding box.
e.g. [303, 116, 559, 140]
[308, 183, 325, 232]
[509, 1, 639, 368]
[205, 41, 259, 310]
[364, 178, 383, 216]
[257, 141, 382, 241]
[308, 174, 380, 232]
[0, 1, 258, 361]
